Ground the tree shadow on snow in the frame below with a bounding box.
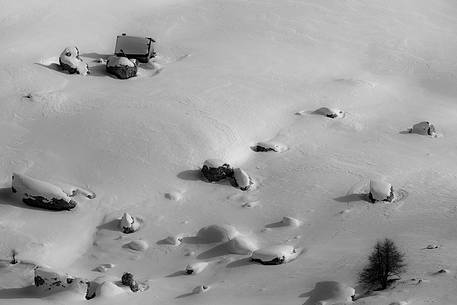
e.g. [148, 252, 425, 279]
[165, 270, 187, 278]
[177, 170, 203, 181]
[333, 193, 370, 203]
[175, 291, 195, 299]
[265, 221, 289, 228]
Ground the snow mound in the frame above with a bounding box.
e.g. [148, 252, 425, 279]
[185, 261, 209, 275]
[252, 141, 288, 153]
[59, 47, 89, 75]
[251, 245, 299, 265]
[305, 281, 355, 305]
[95, 281, 126, 298]
[281, 216, 302, 227]
[313, 107, 345, 118]
[125, 240, 149, 251]
[196, 224, 239, 243]
[226, 236, 257, 255]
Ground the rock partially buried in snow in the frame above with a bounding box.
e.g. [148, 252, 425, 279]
[185, 262, 209, 275]
[126, 240, 149, 251]
[201, 159, 234, 182]
[233, 168, 253, 191]
[251, 245, 299, 265]
[369, 180, 394, 203]
[410, 121, 436, 136]
[197, 224, 239, 243]
[426, 244, 440, 249]
[165, 191, 183, 201]
[252, 141, 288, 152]
[281, 216, 301, 227]
[12, 173, 81, 211]
[164, 234, 183, 245]
[120, 213, 140, 234]
[193, 285, 210, 294]
[34, 267, 87, 294]
[226, 236, 257, 255]
[106, 55, 138, 79]
[313, 107, 344, 118]
[59, 46, 89, 75]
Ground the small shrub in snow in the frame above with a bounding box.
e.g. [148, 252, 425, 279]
[59, 46, 89, 75]
[201, 159, 234, 182]
[233, 168, 253, 191]
[251, 245, 299, 265]
[120, 213, 140, 234]
[121, 273, 135, 286]
[106, 55, 138, 79]
[410, 121, 436, 136]
[252, 141, 287, 152]
[196, 224, 239, 243]
[359, 239, 406, 290]
[369, 180, 394, 203]
[313, 107, 344, 118]
[185, 262, 209, 275]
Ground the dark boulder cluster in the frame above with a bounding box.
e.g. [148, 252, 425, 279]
[121, 272, 139, 292]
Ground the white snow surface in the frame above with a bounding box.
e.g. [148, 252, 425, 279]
[2, 0, 457, 304]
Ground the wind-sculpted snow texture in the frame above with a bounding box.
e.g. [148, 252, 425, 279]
[2, 0, 457, 305]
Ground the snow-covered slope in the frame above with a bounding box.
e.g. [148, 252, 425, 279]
[1, 0, 457, 304]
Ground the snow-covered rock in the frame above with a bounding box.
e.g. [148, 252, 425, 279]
[185, 262, 209, 274]
[251, 245, 299, 265]
[233, 168, 253, 191]
[252, 141, 288, 152]
[120, 213, 140, 234]
[164, 234, 183, 245]
[201, 159, 233, 182]
[12, 173, 78, 210]
[313, 107, 344, 118]
[369, 180, 394, 203]
[226, 236, 257, 255]
[126, 240, 149, 251]
[59, 46, 89, 75]
[106, 56, 138, 79]
[307, 281, 355, 304]
[411, 121, 436, 136]
[197, 224, 239, 243]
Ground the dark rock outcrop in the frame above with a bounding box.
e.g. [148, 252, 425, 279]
[106, 56, 137, 79]
[201, 159, 233, 182]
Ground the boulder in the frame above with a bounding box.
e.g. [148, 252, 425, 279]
[106, 56, 137, 79]
[369, 180, 394, 203]
[59, 46, 89, 75]
[233, 168, 253, 191]
[120, 213, 140, 234]
[411, 121, 436, 136]
[196, 224, 239, 243]
[251, 245, 299, 265]
[201, 159, 233, 182]
[12, 173, 77, 210]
